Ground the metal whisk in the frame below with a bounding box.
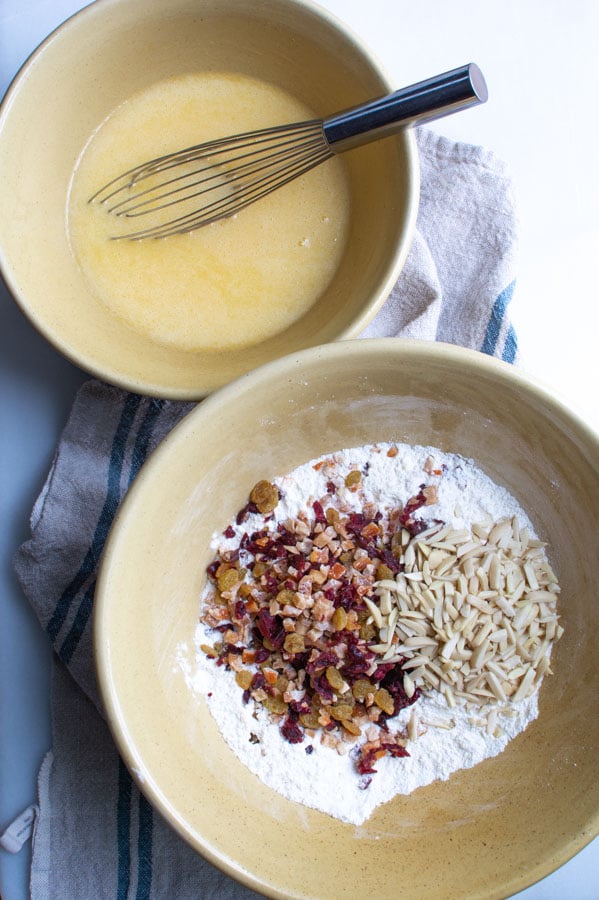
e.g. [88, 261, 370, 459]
[91, 63, 487, 240]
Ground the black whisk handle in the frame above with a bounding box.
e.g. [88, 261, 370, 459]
[323, 63, 488, 152]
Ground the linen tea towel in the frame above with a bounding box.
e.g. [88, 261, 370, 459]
[13, 127, 519, 899]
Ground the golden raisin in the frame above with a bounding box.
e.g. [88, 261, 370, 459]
[262, 695, 288, 715]
[332, 607, 348, 631]
[359, 622, 376, 642]
[374, 688, 395, 715]
[325, 507, 340, 525]
[352, 679, 374, 701]
[217, 568, 240, 592]
[275, 674, 289, 693]
[344, 470, 362, 488]
[200, 643, 218, 659]
[249, 480, 279, 514]
[329, 703, 354, 721]
[341, 720, 362, 737]
[325, 666, 345, 691]
[276, 588, 298, 607]
[235, 670, 253, 690]
[299, 711, 321, 730]
[283, 633, 305, 655]
[376, 563, 395, 581]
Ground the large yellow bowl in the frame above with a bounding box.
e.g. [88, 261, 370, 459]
[94, 339, 599, 899]
[0, 0, 417, 399]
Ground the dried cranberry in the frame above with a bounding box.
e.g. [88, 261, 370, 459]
[312, 500, 327, 525]
[255, 609, 285, 649]
[342, 644, 375, 679]
[223, 525, 236, 539]
[250, 671, 266, 691]
[379, 666, 421, 714]
[356, 747, 380, 775]
[294, 557, 309, 576]
[289, 698, 311, 716]
[404, 518, 429, 537]
[306, 650, 339, 673]
[333, 582, 359, 610]
[379, 549, 401, 573]
[234, 600, 246, 620]
[380, 742, 410, 760]
[326, 481, 336, 494]
[236, 502, 257, 525]
[262, 572, 279, 594]
[281, 714, 304, 744]
[206, 560, 220, 579]
[345, 513, 365, 534]
[309, 672, 334, 703]
[254, 647, 270, 664]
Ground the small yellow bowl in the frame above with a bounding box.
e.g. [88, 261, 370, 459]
[94, 339, 599, 899]
[0, 0, 418, 399]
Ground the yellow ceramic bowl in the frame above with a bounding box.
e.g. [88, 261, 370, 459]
[0, 0, 417, 399]
[95, 339, 599, 899]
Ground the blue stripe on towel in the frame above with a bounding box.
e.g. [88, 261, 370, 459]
[136, 794, 154, 900]
[46, 393, 142, 644]
[56, 398, 164, 664]
[129, 399, 164, 486]
[502, 322, 518, 364]
[59, 581, 95, 665]
[117, 759, 133, 900]
[481, 280, 516, 358]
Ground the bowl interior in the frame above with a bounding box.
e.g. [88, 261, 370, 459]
[95, 340, 599, 899]
[0, 0, 417, 398]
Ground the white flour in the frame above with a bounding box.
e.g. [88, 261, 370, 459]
[180, 442, 548, 825]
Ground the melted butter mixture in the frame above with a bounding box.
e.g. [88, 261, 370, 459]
[68, 73, 350, 351]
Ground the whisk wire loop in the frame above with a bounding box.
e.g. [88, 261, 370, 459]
[109, 130, 329, 218]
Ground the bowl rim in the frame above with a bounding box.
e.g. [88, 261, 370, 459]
[0, 0, 419, 400]
[94, 337, 599, 898]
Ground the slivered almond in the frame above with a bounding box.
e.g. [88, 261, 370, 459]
[369, 514, 562, 737]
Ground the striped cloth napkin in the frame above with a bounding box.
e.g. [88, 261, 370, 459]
[13, 128, 519, 899]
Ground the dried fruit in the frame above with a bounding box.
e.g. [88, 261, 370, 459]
[352, 679, 374, 701]
[374, 688, 395, 716]
[345, 470, 362, 488]
[263, 695, 288, 716]
[276, 588, 299, 606]
[235, 669, 253, 690]
[329, 703, 354, 721]
[283, 633, 305, 655]
[325, 666, 346, 691]
[217, 567, 240, 592]
[250, 480, 279, 514]
[332, 607, 348, 631]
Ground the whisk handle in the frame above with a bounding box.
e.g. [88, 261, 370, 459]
[323, 63, 487, 152]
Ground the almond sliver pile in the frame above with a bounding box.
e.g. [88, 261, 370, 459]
[369, 516, 562, 738]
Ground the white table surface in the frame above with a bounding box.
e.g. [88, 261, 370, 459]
[1, 1, 598, 897]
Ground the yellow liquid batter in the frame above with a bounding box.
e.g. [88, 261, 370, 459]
[67, 73, 351, 351]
